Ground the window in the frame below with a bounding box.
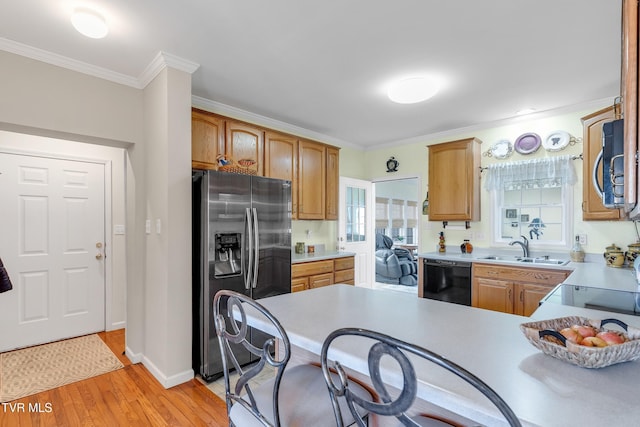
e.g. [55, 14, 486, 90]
[345, 186, 366, 242]
[485, 156, 576, 248]
[494, 183, 570, 246]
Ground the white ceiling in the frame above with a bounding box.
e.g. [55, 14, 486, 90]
[0, 1, 623, 149]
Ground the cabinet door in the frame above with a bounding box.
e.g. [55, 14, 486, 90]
[472, 277, 513, 313]
[298, 140, 326, 219]
[325, 146, 340, 220]
[265, 131, 298, 218]
[515, 283, 552, 317]
[581, 106, 623, 220]
[428, 138, 481, 221]
[191, 110, 224, 170]
[309, 272, 333, 289]
[226, 120, 264, 176]
[291, 277, 308, 293]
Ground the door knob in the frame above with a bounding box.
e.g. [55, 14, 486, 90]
[96, 253, 103, 260]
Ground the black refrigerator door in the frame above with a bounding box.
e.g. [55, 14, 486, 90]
[199, 171, 253, 381]
[250, 175, 292, 300]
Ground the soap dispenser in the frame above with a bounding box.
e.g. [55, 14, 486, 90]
[570, 235, 585, 262]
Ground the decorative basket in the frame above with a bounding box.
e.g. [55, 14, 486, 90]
[520, 316, 640, 368]
[217, 156, 257, 176]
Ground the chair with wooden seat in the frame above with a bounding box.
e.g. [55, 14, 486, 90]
[320, 327, 522, 427]
[213, 290, 373, 427]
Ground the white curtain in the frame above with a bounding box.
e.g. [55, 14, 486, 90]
[484, 155, 577, 191]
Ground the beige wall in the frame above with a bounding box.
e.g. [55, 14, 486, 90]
[0, 50, 193, 388]
[339, 102, 638, 256]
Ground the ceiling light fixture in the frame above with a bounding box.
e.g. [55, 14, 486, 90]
[71, 8, 108, 39]
[387, 76, 440, 104]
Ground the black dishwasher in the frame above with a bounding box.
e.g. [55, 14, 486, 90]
[422, 258, 472, 306]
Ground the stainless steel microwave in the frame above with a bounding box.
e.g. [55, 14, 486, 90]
[593, 118, 625, 208]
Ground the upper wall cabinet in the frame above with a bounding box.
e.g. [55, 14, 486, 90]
[298, 139, 326, 220]
[192, 109, 224, 170]
[225, 120, 264, 176]
[265, 130, 299, 218]
[192, 108, 340, 220]
[582, 106, 624, 220]
[325, 146, 340, 220]
[428, 137, 482, 221]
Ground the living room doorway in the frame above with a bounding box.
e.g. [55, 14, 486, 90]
[373, 177, 420, 294]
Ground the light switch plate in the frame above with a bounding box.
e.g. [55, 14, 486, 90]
[114, 224, 125, 235]
[145, 220, 151, 234]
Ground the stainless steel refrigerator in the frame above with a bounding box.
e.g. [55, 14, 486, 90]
[192, 170, 292, 381]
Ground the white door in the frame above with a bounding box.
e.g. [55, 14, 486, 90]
[0, 153, 105, 352]
[339, 177, 374, 288]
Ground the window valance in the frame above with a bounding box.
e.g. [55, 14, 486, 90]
[483, 155, 577, 191]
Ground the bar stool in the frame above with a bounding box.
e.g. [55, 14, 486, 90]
[320, 327, 522, 427]
[213, 290, 374, 427]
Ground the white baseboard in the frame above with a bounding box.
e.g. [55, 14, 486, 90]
[142, 355, 195, 389]
[107, 320, 126, 331]
[125, 346, 143, 364]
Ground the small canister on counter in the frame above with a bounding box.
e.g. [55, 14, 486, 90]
[626, 242, 640, 266]
[603, 243, 625, 268]
[295, 242, 305, 254]
[307, 245, 315, 254]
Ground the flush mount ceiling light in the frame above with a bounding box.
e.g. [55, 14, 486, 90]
[387, 76, 440, 104]
[71, 8, 108, 39]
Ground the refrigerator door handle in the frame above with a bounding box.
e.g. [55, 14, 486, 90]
[245, 207, 253, 290]
[252, 208, 259, 289]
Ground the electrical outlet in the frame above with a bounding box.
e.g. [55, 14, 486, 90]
[145, 220, 151, 234]
[578, 234, 587, 245]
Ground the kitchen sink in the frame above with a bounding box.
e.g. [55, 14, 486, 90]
[517, 257, 570, 266]
[477, 255, 570, 266]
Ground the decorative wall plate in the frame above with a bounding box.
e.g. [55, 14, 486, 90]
[489, 139, 513, 159]
[514, 133, 542, 155]
[543, 131, 571, 152]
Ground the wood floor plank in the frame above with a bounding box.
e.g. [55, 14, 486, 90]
[1, 330, 229, 426]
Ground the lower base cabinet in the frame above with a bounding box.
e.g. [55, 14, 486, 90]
[292, 256, 355, 292]
[472, 263, 570, 316]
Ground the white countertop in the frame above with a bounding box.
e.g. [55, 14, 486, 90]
[292, 251, 356, 264]
[419, 250, 639, 292]
[249, 284, 640, 427]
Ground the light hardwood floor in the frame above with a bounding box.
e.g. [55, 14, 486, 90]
[0, 329, 229, 427]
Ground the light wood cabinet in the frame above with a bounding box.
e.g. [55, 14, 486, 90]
[298, 139, 326, 220]
[581, 106, 624, 220]
[472, 263, 570, 316]
[225, 120, 264, 176]
[191, 109, 224, 170]
[264, 131, 298, 218]
[325, 146, 340, 220]
[623, 0, 639, 217]
[191, 109, 340, 220]
[291, 256, 355, 292]
[428, 138, 482, 222]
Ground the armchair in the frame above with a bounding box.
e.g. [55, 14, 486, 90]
[375, 234, 417, 286]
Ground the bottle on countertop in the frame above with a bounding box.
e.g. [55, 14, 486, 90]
[570, 235, 585, 262]
[438, 231, 446, 253]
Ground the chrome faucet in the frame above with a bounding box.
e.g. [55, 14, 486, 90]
[509, 235, 529, 257]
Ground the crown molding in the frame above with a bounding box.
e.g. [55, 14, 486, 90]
[0, 38, 199, 91]
[138, 51, 199, 88]
[370, 97, 616, 150]
[0, 37, 141, 88]
[191, 96, 358, 149]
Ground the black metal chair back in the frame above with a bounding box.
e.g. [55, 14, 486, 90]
[213, 289, 290, 426]
[320, 327, 522, 427]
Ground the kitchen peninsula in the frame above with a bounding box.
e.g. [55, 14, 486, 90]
[246, 285, 640, 427]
